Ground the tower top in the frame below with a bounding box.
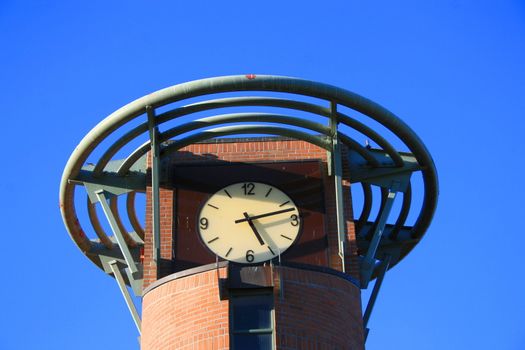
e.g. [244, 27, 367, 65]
[60, 74, 438, 284]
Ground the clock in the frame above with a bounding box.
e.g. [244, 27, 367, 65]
[197, 182, 301, 264]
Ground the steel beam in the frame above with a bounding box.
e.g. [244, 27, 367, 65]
[95, 190, 138, 274]
[146, 106, 161, 263]
[356, 224, 419, 265]
[108, 260, 141, 333]
[71, 158, 147, 191]
[330, 101, 346, 272]
[360, 183, 399, 288]
[348, 150, 420, 186]
[363, 255, 391, 341]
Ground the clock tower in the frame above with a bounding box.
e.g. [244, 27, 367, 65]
[141, 138, 362, 349]
[60, 75, 438, 349]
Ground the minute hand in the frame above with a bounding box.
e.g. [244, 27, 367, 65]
[235, 207, 296, 224]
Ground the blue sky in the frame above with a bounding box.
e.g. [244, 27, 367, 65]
[1, 1, 524, 349]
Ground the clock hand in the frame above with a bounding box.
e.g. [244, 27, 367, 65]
[243, 212, 265, 246]
[235, 207, 295, 224]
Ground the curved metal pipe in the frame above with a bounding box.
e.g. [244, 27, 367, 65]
[356, 183, 373, 234]
[127, 192, 145, 240]
[93, 96, 403, 175]
[335, 113, 403, 166]
[115, 125, 329, 177]
[154, 124, 330, 160]
[109, 196, 137, 248]
[338, 134, 380, 167]
[117, 113, 379, 175]
[365, 187, 390, 240]
[390, 183, 412, 240]
[184, 97, 403, 166]
[60, 184, 92, 253]
[116, 115, 334, 175]
[87, 196, 113, 249]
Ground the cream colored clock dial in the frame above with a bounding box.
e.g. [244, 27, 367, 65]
[198, 182, 301, 264]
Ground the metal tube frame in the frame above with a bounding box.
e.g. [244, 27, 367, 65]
[87, 197, 113, 249]
[126, 191, 145, 240]
[363, 254, 391, 341]
[330, 101, 346, 272]
[146, 106, 161, 263]
[60, 76, 438, 270]
[108, 260, 142, 333]
[95, 190, 138, 274]
[360, 182, 399, 288]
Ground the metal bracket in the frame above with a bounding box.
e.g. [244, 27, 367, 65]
[363, 255, 391, 342]
[147, 106, 161, 263]
[108, 260, 142, 334]
[360, 181, 400, 288]
[348, 149, 418, 190]
[83, 181, 131, 205]
[124, 265, 143, 296]
[95, 190, 139, 274]
[330, 101, 346, 273]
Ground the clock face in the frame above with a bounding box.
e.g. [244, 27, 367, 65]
[197, 182, 301, 264]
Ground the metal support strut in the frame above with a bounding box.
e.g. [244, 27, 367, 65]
[330, 101, 346, 273]
[95, 190, 138, 274]
[108, 260, 142, 333]
[147, 106, 161, 263]
[363, 254, 391, 342]
[360, 182, 399, 288]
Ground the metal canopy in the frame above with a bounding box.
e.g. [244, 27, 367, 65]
[59, 74, 438, 298]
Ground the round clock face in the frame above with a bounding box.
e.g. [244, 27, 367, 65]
[197, 182, 301, 264]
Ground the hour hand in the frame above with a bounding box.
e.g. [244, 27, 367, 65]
[243, 212, 265, 245]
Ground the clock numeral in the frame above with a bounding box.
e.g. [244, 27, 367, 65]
[245, 250, 255, 262]
[242, 182, 255, 195]
[290, 214, 299, 226]
[200, 217, 209, 230]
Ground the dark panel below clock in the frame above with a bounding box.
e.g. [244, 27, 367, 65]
[172, 160, 328, 272]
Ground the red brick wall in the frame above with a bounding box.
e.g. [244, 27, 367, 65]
[143, 185, 174, 283]
[141, 267, 230, 350]
[274, 266, 364, 350]
[143, 138, 358, 285]
[141, 265, 363, 350]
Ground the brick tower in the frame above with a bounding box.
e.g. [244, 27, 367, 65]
[60, 75, 438, 349]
